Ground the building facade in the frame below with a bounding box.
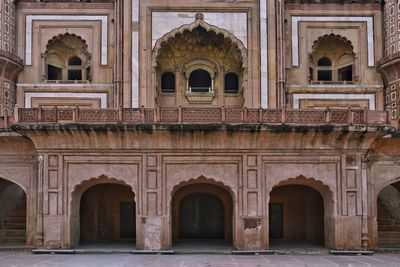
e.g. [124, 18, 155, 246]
[0, 0, 400, 251]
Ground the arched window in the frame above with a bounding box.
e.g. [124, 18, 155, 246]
[310, 34, 355, 84]
[161, 72, 176, 93]
[317, 57, 332, 81]
[68, 56, 83, 80]
[44, 33, 91, 82]
[224, 72, 239, 93]
[337, 54, 353, 82]
[189, 69, 211, 93]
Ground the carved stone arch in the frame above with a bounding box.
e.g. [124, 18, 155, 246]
[45, 33, 91, 60]
[312, 33, 355, 55]
[69, 174, 136, 248]
[170, 175, 235, 241]
[152, 13, 248, 68]
[0, 176, 27, 195]
[269, 175, 334, 212]
[170, 175, 235, 201]
[268, 175, 335, 248]
[375, 175, 400, 199]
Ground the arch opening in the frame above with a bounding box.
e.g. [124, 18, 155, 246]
[377, 180, 400, 248]
[44, 33, 91, 82]
[171, 182, 233, 250]
[269, 184, 325, 249]
[310, 34, 355, 84]
[0, 178, 27, 245]
[73, 182, 136, 248]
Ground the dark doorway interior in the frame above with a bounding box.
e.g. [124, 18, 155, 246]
[269, 185, 325, 249]
[0, 178, 27, 245]
[269, 203, 283, 239]
[120, 202, 135, 239]
[179, 193, 224, 239]
[80, 184, 135, 245]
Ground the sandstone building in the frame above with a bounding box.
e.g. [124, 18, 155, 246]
[0, 0, 399, 251]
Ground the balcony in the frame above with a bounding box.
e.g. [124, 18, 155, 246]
[0, 106, 389, 128]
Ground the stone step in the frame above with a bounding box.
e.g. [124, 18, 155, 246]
[377, 210, 394, 219]
[9, 211, 26, 217]
[0, 236, 26, 244]
[0, 230, 26, 238]
[2, 222, 26, 230]
[5, 216, 26, 223]
[379, 238, 400, 245]
[377, 218, 396, 226]
[379, 231, 400, 239]
[378, 225, 400, 231]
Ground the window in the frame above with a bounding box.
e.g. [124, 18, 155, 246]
[189, 69, 211, 93]
[44, 33, 91, 82]
[224, 72, 239, 93]
[161, 72, 176, 93]
[317, 57, 332, 81]
[67, 56, 83, 80]
[310, 34, 355, 84]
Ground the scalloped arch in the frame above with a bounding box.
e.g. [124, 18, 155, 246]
[376, 176, 400, 197]
[312, 33, 355, 55]
[0, 177, 27, 196]
[271, 175, 333, 197]
[152, 17, 248, 67]
[71, 174, 134, 197]
[45, 33, 91, 60]
[170, 175, 235, 199]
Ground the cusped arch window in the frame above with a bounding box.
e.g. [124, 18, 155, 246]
[317, 57, 332, 81]
[161, 71, 176, 93]
[44, 33, 91, 83]
[189, 69, 212, 93]
[224, 72, 239, 94]
[310, 34, 355, 84]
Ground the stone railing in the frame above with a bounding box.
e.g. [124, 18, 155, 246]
[10, 106, 389, 126]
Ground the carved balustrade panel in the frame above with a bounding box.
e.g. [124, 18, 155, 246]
[42, 109, 57, 123]
[330, 110, 348, 124]
[57, 109, 74, 121]
[160, 108, 178, 123]
[144, 109, 156, 123]
[225, 108, 242, 123]
[123, 109, 141, 123]
[79, 109, 118, 122]
[286, 110, 325, 124]
[246, 109, 260, 123]
[352, 110, 364, 124]
[182, 108, 221, 123]
[262, 109, 281, 123]
[19, 108, 39, 122]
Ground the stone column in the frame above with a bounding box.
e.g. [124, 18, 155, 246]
[378, 0, 400, 129]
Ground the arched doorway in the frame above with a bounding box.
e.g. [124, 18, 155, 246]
[377, 181, 400, 248]
[269, 185, 325, 249]
[0, 178, 27, 245]
[79, 184, 136, 246]
[171, 182, 233, 250]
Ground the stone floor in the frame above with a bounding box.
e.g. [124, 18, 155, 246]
[0, 251, 400, 266]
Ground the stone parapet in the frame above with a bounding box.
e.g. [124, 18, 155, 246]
[9, 106, 389, 127]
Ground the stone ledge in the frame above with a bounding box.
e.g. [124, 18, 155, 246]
[329, 250, 374, 256]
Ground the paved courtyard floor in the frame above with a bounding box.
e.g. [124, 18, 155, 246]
[0, 252, 400, 267]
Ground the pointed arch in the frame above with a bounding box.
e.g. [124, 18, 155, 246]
[69, 175, 136, 248]
[170, 175, 235, 242]
[170, 175, 235, 200]
[152, 14, 247, 68]
[268, 175, 335, 248]
[312, 33, 354, 55]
